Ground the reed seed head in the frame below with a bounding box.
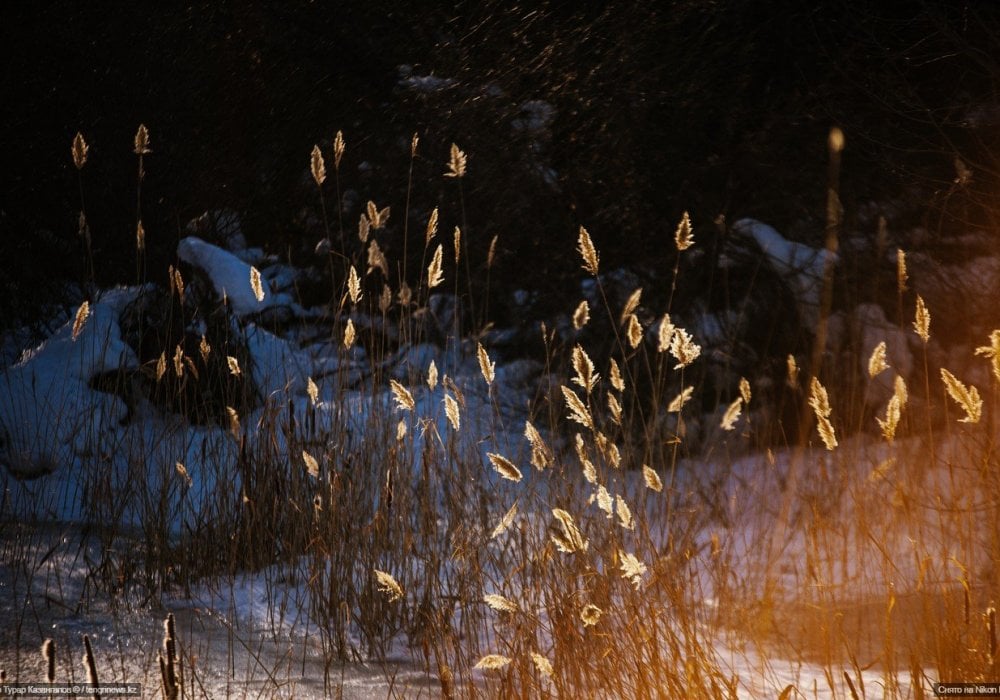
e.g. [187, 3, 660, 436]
[642, 464, 663, 492]
[531, 652, 553, 678]
[739, 376, 752, 404]
[477, 343, 495, 386]
[445, 143, 467, 178]
[310, 144, 326, 186]
[626, 314, 643, 349]
[444, 394, 460, 431]
[896, 248, 908, 293]
[72, 301, 90, 341]
[914, 295, 930, 342]
[226, 406, 240, 438]
[577, 226, 600, 275]
[427, 244, 445, 288]
[474, 655, 511, 670]
[552, 508, 588, 553]
[720, 397, 742, 431]
[619, 550, 647, 588]
[975, 330, 1000, 383]
[572, 300, 590, 330]
[609, 358, 625, 392]
[426, 360, 438, 390]
[389, 380, 415, 412]
[491, 502, 518, 539]
[368, 239, 389, 278]
[668, 386, 693, 413]
[250, 266, 265, 302]
[488, 452, 522, 482]
[674, 211, 694, 251]
[374, 569, 404, 602]
[868, 341, 889, 378]
[484, 594, 518, 614]
[571, 345, 599, 394]
[198, 334, 210, 363]
[620, 288, 642, 326]
[42, 639, 54, 683]
[669, 327, 701, 369]
[940, 368, 982, 423]
[580, 603, 602, 626]
[562, 385, 594, 431]
[134, 124, 151, 155]
[72, 132, 89, 169]
[487, 234, 498, 268]
[425, 207, 439, 246]
[346, 265, 362, 304]
[367, 201, 389, 229]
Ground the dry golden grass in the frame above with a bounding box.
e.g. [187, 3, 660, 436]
[721, 397, 742, 431]
[940, 368, 982, 423]
[868, 340, 889, 377]
[133, 123, 150, 155]
[572, 300, 590, 329]
[374, 570, 404, 602]
[23, 127, 1000, 700]
[427, 244, 445, 288]
[250, 265, 265, 302]
[668, 385, 694, 412]
[487, 452, 522, 483]
[310, 144, 326, 186]
[809, 375, 838, 450]
[343, 319, 357, 350]
[425, 207, 439, 245]
[914, 294, 930, 342]
[674, 210, 694, 251]
[444, 143, 467, 178]
[669, 326, 701, 368]
[72, 132, 88, 169]
[577, 225, 599, 275]
[71, 300, 89, 340]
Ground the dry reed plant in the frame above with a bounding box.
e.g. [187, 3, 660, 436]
[11, 126, 1000, 700]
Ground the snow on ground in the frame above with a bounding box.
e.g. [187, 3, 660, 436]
[0, 223, 967, 697]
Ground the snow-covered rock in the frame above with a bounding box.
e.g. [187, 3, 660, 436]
[733, 219, 837, 328]
[177, 236, 297, 319]
[0, 298, 138, 479]
[245, 324, 310, 399]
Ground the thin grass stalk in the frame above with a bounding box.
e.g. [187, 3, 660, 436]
[134, 126, 149, 286]
[82, 634, 99, 700]
[770, 127, 843, 563]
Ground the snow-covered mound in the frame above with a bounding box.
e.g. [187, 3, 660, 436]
[0, 295, 138, 479]
[178, 236, 299, 318]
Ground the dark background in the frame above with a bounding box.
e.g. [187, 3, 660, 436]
[3, 1, 1000, 333]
